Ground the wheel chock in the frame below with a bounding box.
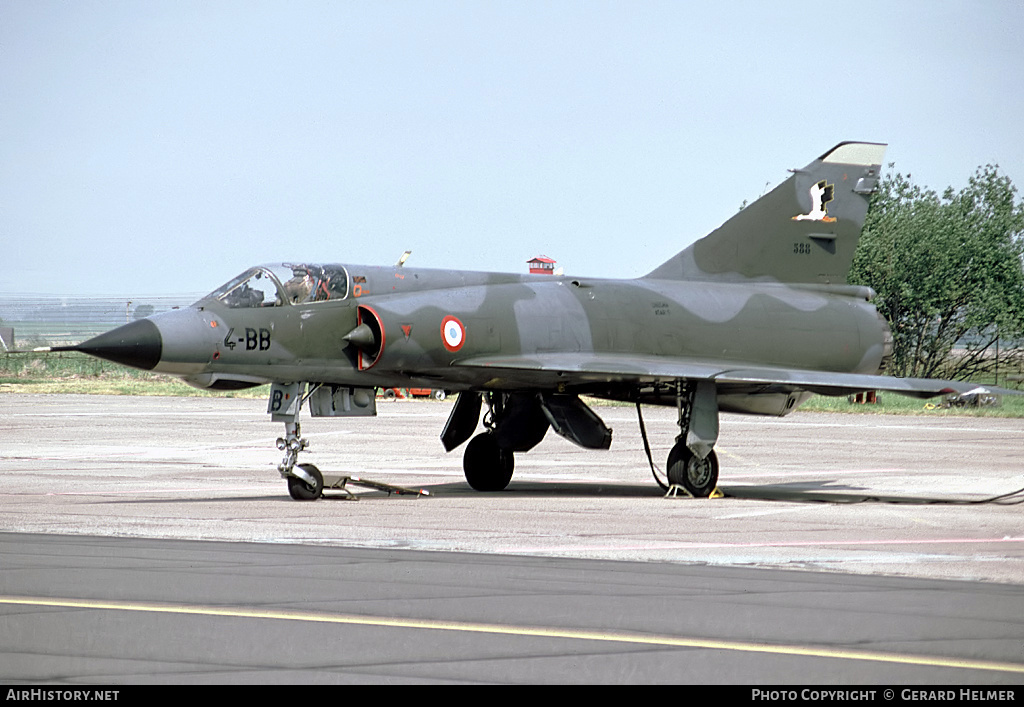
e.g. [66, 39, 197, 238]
[664, 484, 693, 498]
[664, 485, 724, 499]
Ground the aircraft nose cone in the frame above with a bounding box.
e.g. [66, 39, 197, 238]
[75, 318, 163, 370]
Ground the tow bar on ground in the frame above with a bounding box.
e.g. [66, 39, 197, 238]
[322, 474, 431, 500]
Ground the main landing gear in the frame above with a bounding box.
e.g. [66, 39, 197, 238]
[460, 393, 518, 492]
[447, 386, 720, 496]
[463, 432, 515, 492]
[445, 391, 615, 492]
[637, 380, 720, 497]
[665, 442, 719, 497]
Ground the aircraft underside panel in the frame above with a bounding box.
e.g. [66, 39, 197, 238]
[716, 391, 814, 416]
[308, 385, 378, 417]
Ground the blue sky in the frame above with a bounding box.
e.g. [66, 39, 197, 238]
[2, 1, 1023, 296]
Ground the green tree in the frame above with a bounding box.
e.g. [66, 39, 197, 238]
[850, 165, 1024, 382]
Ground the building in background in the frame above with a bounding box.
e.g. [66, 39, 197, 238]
[527, 256, 556, 275]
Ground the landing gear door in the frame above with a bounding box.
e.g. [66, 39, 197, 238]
[539, 394, 612, 450]
[269, 382, 304, 422]
[309, 385, 377, 417]
[440, 392, 482, 452]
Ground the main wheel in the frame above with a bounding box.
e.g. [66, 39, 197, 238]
[666, 443, 719, 497]
[463, 433, 514, 491]
[288, 463, 324, 500]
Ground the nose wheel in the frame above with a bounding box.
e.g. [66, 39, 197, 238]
[276, 418, 323, 499]
[287, 463, 324, 501]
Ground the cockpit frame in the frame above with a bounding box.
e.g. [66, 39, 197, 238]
[203, 263, 351, 309]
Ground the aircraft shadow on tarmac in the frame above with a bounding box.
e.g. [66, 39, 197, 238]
[721, 480, 1017, 506]
[98, 478, 1019, 505]
[407, 478, 1006, 505]
[410, 480, 664, 498]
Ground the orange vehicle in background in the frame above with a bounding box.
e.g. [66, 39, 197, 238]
[377, 388, 447, 400]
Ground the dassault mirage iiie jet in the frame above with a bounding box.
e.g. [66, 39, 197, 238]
[45, 142, 1007, 499]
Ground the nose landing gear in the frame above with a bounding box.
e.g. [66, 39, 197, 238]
[276, 419, 322, 501]
[269, 383, 322, 500]
[268, 381, 426, 500]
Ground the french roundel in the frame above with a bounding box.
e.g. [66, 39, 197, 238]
[441, 315, 465, 352]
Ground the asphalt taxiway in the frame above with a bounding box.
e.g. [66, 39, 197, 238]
[1, 393, 1023, 683]
[2, 533, 1022, 684]
[2, 394, 1022, 583]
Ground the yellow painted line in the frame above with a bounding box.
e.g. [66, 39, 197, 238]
[2, 595, 1022, 675]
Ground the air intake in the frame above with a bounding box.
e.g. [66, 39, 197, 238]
[344, 305, 384, 370]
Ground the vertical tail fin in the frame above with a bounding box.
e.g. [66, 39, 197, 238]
[644, 142, 886, 284]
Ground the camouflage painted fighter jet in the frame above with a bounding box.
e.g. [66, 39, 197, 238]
[43, 141, 1010, 499]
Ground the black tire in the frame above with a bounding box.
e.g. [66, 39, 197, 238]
[288, 463, 324, 500]
[463, 433, 514, 491]
[666, 443, 719, 497]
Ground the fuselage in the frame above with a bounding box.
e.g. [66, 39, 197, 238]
[125, 262, 890, 412]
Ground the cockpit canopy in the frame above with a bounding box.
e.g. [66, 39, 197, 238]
[204, 263, 350, 308]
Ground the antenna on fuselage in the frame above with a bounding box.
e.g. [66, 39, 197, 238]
[396, 250, 412, 268]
